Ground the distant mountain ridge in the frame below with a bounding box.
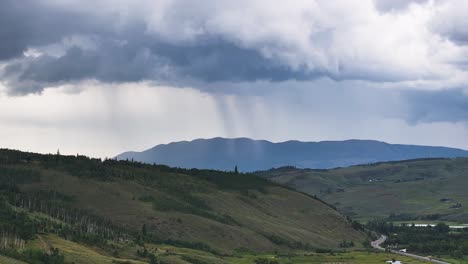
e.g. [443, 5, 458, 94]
[116, 138, 468, 171]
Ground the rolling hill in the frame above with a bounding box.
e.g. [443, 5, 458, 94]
[116, 138, 468, 171]
[258, 158, 468, 222]
[0, 148, 366, 264]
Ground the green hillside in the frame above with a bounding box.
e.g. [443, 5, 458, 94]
[258, 158, 468, 222]
[2, 234, 429, 264]
[0, 149, 366, 263]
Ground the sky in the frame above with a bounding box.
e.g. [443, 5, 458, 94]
[1, 0, 468, 158]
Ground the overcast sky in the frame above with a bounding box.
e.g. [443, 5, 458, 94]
[1, 0, 468, 157]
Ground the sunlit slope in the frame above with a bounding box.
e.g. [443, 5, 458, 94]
[0, 149, 365, 253]
[3, 234, 424, 264]
[0, 255, 28, 264]
[259, 158, 468, 221]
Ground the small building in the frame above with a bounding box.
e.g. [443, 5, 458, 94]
[386, 261, 402, 264]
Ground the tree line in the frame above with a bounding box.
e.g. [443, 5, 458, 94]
[367, 220, 468, 260]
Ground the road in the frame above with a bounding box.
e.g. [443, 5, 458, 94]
[371, 234, 387, 250]
[371, 235, 451, 264]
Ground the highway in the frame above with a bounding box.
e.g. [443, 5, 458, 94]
[371, 235, 451, 264]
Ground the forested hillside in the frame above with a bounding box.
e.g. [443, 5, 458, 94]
[0, 149, 366, 264]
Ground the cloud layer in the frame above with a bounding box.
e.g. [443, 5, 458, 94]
[1, 0, 468, 156]
[2, 0, 468, 94]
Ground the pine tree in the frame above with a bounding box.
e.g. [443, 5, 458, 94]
[142, 224, 147, 237]
[149, 254, 158, 264]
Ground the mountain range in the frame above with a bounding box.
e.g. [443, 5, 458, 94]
[116, 138, 468, 171]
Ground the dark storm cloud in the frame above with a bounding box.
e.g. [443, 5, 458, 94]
[0, 0, 421, 95]
[8, 43, 162, 83]
[2, 35, 324, 94]
[0, 0, 325, 94]
[1, 0, 467, 95]
[0, 0, 112, 61]
[0, 0, 44, 60]
[405, 89, 468, 124]
[151, 40, 324, 83]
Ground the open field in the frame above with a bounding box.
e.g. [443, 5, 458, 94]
[227, 251, 431, 264]
[2, 237, 433, 264]
[34, 235, 147, 264]
[0, 255, 28, 264]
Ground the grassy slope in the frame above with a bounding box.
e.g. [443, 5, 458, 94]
[2, 234, 426, 264]
[0, 149, 365, 254]
[0, 255, 28, 264]
[227, 252, 429, 264]
[259, 158, 468, 221]
[21, 170, 363, 252]
[26, 235, 147, 264]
